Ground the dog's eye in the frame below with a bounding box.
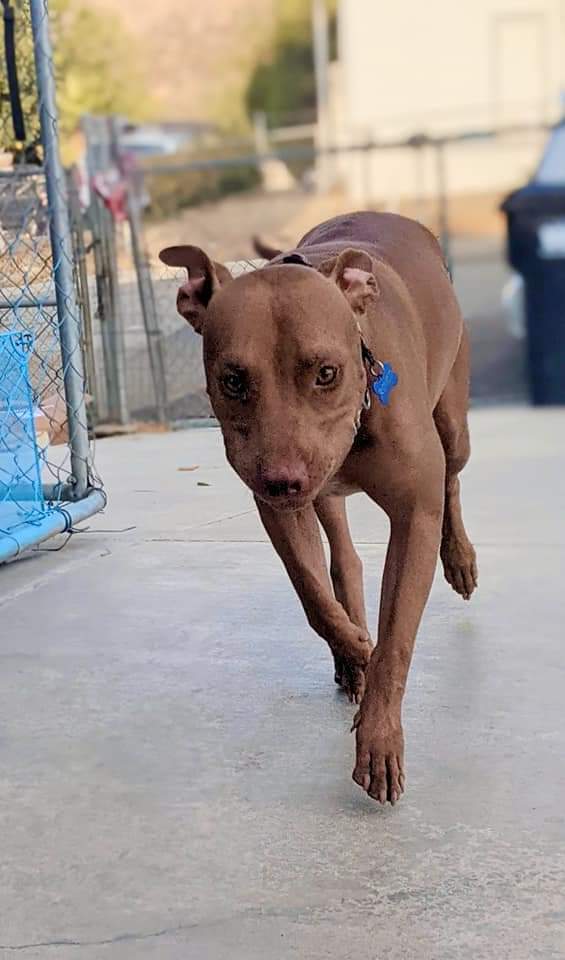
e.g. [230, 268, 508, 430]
[315, 365, 338, 387]
[221, 370, 247, 399]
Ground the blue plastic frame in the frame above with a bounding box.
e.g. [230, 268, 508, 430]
[0, 331, 46, 535]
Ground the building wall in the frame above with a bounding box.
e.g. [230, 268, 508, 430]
[334, 0, 565, 202]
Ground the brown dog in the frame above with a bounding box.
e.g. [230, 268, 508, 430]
[160, 211, 477, 805]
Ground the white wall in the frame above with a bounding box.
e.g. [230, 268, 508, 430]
[334, 0, 565, 201]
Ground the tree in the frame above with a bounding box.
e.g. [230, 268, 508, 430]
[245, 0, 336, 128]
[0, 0, 152, 160]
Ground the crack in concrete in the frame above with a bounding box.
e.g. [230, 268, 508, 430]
[0, 548, 112, 610]
[0, 923, 193, 951]
[198, 508, 255, 527]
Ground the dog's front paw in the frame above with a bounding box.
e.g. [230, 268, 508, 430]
[352, 706, 405, 804]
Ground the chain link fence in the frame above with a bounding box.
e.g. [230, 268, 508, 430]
[0, 0, 105, 562]
[64, 106, 551, 428]
[98, 121, 545, 419]
[80, 115, 211, 427]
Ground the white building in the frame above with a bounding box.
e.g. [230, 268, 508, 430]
[330, 0, 565, 204]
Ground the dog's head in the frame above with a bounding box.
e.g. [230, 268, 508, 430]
[159, 245, 377, 510]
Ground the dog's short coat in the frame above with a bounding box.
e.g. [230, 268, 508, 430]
[160, 211, 477, 805]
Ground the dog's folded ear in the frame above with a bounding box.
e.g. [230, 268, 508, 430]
[319, 248, 378, 315]
[159, 245, 232, 334]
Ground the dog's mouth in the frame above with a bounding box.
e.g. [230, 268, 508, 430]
[255, 489, 312, 512]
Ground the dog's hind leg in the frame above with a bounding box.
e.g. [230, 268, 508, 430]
[314, 496, 370, 691]
[433, 329, 478, 600]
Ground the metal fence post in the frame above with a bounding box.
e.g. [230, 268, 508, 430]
[435, 139, 452, 277]
[30, 0, 90, 499]
[311, 0, 331, 192]
[67, 167, 98, 428]
[126, 190, 168, 423]
[82, 114, 130, 426]
[108, 117, 168, 423]
[102, 201, 130, 425]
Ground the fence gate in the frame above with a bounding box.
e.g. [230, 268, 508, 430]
[0, 0, 105, 563]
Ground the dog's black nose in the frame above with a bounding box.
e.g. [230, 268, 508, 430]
[262, 464, 308, 499]
[265, 477, 302, 498]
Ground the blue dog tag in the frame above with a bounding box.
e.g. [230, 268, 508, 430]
[371, 363, 398, 406]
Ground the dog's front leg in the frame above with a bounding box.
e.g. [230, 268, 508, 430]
[256, 499, 372, 702]
[353, 432, 445, 803]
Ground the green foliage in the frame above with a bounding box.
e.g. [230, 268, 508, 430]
[56, 2, 152, 141]
[247, 43, 316, 127]
[245, 0, 337, 127]
[0, 0, 151, 159]
[142, 147, 261, 221]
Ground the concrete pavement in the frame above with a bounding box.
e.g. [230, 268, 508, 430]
[1, 407, 564, 959]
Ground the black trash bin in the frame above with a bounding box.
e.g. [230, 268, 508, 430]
[502, 183, 565, 405]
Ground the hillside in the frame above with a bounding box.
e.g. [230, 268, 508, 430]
[89, 0, 276, 125]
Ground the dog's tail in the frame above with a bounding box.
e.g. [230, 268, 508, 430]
[252, 235, 282, 261]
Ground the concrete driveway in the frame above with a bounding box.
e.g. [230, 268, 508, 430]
[0, 407, 564, 959]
